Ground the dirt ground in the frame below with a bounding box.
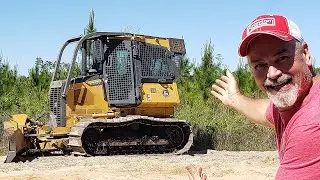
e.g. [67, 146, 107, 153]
[0, 150, 279, 180]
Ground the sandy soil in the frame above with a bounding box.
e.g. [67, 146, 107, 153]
[0, 150, 279, 180]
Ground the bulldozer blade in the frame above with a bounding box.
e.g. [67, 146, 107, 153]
[4, 151, 18, 163]
[3, 114, 30, 163]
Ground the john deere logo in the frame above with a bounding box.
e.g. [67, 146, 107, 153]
[162, 89, 169, 98]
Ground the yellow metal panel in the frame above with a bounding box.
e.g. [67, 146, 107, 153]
[71, 109, 87, 115]
[65, 116, 78, 128]
[139, 82, 180, 108]
[3, 114, 28, 134]
[52, 127, 71, 136]
[39, 125, 50, 133]
[12, 114, 28, 125]
[77, 86, 87, 104]
[117, 36, 185, 54]
[143, 38, 170, 50]
[87, 109, 103, 114]
[134, 107, 174, 117]
[66, 80, 109, 117]
[116, 36, 171, 51]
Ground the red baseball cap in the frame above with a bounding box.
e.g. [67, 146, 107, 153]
[238, 15, 304, 57]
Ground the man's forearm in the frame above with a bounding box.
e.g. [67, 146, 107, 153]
[231, 94, 274, 128]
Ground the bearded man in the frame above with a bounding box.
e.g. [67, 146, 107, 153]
[187, 14, 320, 180]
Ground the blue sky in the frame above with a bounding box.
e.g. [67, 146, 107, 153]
[1, 0, 319, 76]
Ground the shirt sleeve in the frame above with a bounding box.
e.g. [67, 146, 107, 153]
[265, 102, 275, 125]
[276, 124, 320, 179]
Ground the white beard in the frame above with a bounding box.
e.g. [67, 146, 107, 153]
[266, 83, 299, 110]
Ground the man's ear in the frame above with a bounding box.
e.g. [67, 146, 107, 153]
[303, 42, 312, 66]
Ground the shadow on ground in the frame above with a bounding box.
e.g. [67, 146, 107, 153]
[187, 124, 216, 155]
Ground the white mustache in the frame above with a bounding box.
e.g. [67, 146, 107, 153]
[264, 74, 292, 87]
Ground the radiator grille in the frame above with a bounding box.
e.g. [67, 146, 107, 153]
[49, 85, 63, 126]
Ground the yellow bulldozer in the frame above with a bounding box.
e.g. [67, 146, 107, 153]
[3, 32, 193, 162]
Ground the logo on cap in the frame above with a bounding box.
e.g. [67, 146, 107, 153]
[247, 18, 276, 34]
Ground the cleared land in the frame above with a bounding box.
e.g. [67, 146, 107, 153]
[0, 150, 279, 180]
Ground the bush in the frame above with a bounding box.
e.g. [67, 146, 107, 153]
[175, 96, 276, 151]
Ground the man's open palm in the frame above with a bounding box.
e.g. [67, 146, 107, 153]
[211, 70, 241, 107]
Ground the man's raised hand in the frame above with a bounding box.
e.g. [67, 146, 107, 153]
[211, 70, 241, 108]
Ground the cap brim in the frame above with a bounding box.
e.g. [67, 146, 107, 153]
[238, 31, 295, 57]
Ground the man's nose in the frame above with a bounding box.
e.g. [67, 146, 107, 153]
[267, 66, 282, 79]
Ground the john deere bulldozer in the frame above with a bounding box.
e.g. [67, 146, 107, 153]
[3, 32, 193, 162]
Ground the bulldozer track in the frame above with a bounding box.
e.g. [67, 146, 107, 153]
[68, 115, 193, 156]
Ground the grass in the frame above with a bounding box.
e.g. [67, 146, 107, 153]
[175, 96, 276, 151]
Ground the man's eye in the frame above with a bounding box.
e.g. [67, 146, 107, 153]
[278, 56, 290, 62]
[255, 63, 267, 70]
